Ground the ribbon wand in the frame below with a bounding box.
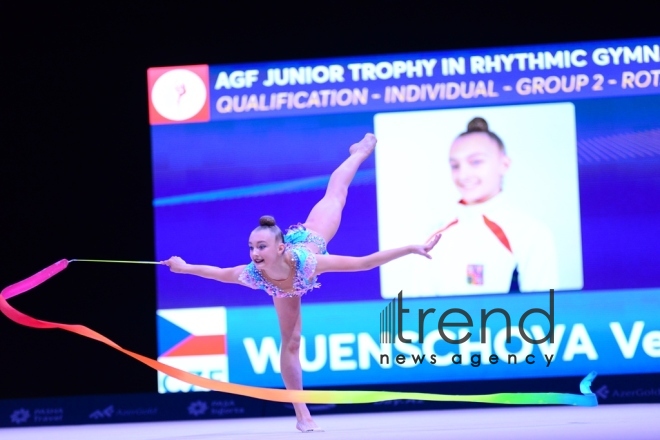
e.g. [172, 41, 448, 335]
[69, 259, 162, 265]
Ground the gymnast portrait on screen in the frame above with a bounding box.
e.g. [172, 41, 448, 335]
[422, 117, 559, 294]
[374, 103, 584, 299]
[161, 134, 440, 433]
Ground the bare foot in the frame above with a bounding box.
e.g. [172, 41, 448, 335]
[296, 419, 324, 433]
[349, 133, 377, 157]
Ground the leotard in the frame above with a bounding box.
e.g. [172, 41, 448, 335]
[238, 224, 328, 297]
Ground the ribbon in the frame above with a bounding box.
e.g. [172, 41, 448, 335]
[0, 260, 598, 406]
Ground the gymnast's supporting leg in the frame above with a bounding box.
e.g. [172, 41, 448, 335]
[273, 295, 321, 432]
[303, 133, 377, 245]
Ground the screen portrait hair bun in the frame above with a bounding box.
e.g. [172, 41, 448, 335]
[467, 117, 489, 133]
[458, 117, 506, 152]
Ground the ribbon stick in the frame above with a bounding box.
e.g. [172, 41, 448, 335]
[0, 260, 598, 406]
[69, 259, 161, 265]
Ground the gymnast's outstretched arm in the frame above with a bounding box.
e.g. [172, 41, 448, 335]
[160, 256, 246, 284]
[314, 233, 441, 275]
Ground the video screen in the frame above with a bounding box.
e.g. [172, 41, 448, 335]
[148, 39, 660, 392]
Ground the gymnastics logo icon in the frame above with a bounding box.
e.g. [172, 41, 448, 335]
[147, 65, 210, 124]
[156, 307, 228, 393]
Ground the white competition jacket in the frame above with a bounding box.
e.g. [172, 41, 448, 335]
[414, 193, 559, 295]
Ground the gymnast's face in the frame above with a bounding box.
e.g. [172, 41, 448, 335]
[449, 132, 510, 204]
[248, 229, 284, 268]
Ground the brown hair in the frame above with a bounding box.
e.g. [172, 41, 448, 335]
[254, 215, 284, 242]
[459, 117, 506, 152]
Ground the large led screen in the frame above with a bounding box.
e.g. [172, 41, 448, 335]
[148, 38, 660, 392]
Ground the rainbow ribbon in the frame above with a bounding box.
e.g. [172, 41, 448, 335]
[0, 259, 598, 406]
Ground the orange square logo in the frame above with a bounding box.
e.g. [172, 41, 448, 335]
[147, 65, 210, 125]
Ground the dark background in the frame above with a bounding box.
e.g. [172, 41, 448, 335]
[1, 2, 657, 400]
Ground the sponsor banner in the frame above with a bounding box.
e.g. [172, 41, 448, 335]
[0, 392, 257, 428]
[2, 373, 658, 428]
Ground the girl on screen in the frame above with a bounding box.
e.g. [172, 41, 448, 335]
[162, 134, 440, 433]
[422, 117, 559, 295]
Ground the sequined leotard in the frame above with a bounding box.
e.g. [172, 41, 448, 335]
[238, 224, 329, 298]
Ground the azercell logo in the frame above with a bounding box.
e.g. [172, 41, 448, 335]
[378, 290, 556, 368]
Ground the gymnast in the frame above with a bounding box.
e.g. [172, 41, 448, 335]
[162, 134, 441, 432]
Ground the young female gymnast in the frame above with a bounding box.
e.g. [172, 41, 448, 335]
[420, 117, 558, 295]
[162, 133, 441, 432]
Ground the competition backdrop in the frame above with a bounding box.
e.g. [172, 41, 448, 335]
[151, 37, 660, 391]
[2, 21, 659, 428]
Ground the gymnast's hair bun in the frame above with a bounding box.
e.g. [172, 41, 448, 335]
[259, 215, 277, 227]
[467, 117, 489, 133]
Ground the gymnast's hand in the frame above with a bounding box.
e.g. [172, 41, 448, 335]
[410, 233, 442, 259]
[161, 256, 187, 273]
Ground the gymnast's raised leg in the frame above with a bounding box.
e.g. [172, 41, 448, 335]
[302, 133, 377, 245]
